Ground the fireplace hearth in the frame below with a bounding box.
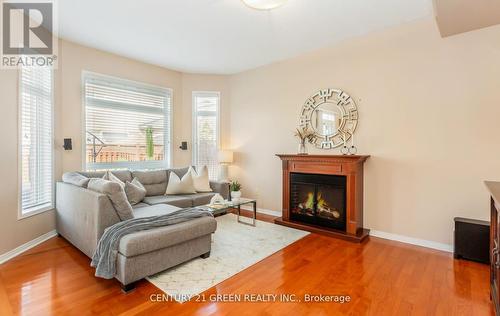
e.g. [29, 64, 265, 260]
[290, 173, 346, 231]
[276, 154, 370, 242]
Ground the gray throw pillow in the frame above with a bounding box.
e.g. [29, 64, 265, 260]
[62, 172, 90, 188]
[102, 171, 125, 187]
[125, 178, 147, 205]
[88, 178, 134, 221]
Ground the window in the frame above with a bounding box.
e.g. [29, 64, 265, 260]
[192, 92, 220, 180]
[19, 67, 54, 217]
[84, 72, 172, 170]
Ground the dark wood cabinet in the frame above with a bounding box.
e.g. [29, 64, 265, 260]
[486, 181, 500, 315]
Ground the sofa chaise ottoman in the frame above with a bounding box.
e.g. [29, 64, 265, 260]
[56, 167, 229, 291]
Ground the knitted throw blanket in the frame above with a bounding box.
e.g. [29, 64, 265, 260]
[91, 207, 213, 279]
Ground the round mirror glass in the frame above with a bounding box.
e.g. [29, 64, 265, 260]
[310, 102, 343, 137]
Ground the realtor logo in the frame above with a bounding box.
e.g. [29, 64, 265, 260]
[1, 0, 58, 68]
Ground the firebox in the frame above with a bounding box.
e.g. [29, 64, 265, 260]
[290, 173, 346, 231]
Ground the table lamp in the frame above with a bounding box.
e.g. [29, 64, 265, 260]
[218, 150, 233, 182]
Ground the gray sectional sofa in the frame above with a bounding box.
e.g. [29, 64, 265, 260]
[56, 167, 229, 291]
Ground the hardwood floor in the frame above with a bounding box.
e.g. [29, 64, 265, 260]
[0, 211, 493, 315]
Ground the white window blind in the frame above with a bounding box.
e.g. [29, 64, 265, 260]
[84, 73, 172, 170]
[192, 92, 219, 180]
[20, 67, 54, 216]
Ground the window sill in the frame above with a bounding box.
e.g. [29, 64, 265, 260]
[18, 204, 54, 220]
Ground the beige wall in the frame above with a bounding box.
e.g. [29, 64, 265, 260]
[179, 73, 231, 166]
[0, 69, 57, 255]
[59, 41, 230, 170]
[228, 19, 500, 245]
[59, 40, 183, 171]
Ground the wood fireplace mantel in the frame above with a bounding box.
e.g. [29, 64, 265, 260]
[275, 154, 370, 242]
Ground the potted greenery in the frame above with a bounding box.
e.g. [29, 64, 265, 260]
[230, 180, 242, 201]
[145, 127, 154, 160]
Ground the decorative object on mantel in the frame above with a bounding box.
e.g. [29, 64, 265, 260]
[349, 145, 357, 155]
[230, 180, 242, 201]
[294, 127, 315, 155]
[340, 132, 358, 155]
[298, 88, 358, 150]
[349, 132, 357, 155]
[275, 154, 370, 242]
[340, 132, 349, 155]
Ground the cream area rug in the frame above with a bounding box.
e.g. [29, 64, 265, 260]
[147, 213, 309, 302]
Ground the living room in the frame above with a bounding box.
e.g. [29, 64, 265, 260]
[1, 0, 499, 315]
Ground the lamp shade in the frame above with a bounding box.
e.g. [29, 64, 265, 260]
[218, 150, 234, 164]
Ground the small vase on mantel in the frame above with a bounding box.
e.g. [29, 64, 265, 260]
[295, 128, 313, 155]
[298, 142, 308, 155]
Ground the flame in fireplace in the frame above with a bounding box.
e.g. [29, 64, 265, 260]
[317, 192, 327, 210]
[298, 192, 341, 219]
[303, 192, 315, 209]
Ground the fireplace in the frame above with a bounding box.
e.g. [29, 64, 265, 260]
[276, 154, 370, 242]
[290, 173, 346, 231]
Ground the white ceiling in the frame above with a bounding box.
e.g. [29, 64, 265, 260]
[58, 0, 433, 74]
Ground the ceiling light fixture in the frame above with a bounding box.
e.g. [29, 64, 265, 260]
[242, 0, 288, 10]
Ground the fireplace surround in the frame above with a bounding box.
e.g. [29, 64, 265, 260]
[276, 154, 370, 242]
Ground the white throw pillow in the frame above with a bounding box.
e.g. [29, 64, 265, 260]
[165, 169, 196, 195]
[102, 171, 125, 188]
[190, 166, 212, 193]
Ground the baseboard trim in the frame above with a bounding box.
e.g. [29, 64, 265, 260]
[0, 230, 58, 264]
[240, 205, 282, 217]
[369, 229, 453, 253]
[238, 207, 453, 253]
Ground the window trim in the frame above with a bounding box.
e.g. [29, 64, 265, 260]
[81, 71, 173, 171]
[192, 91, 221, 178]
[17, 67, 55, 220]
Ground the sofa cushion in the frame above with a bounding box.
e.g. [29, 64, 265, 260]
[79, 170, 132, 183]
[103, 171, 125, 187]
[192, 193, 215, 206]
[143, 193, 215, 207]
[165, 169, 196, 195]
[209, 180, 230, 200]
[88, 178, 134, 221]
[133, 204, 180, 218]
[118, 216, 217, 257]
[125, 178, 147, 205]
[62, 172, 90, 188]
[132, 170, 167, 196]
[132, 202, 150, 209]
[143, 195, 193, 208]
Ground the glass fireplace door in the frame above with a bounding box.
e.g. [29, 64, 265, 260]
[290, 173, 347, 231]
